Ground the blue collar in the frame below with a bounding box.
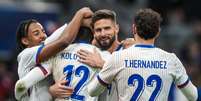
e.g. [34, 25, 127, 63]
[115, 44, 123, 51]
[135, 44, 155, 48]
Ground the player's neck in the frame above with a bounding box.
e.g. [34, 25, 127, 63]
[135, 35, 155, 45]
[107, 40, 120, 53]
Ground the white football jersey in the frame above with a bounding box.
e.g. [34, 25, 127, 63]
[98, 44, 123, 101]
[17, 24, 67, 101]
[98, 44, 189, 101]
[17, 44, 53, 101]
[42, 43, 111, 101]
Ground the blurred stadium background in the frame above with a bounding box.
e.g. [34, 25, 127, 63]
[0, 0, 201, 100]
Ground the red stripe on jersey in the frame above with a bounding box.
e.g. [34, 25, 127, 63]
[177, 79, 189, 89]
[37, 64, 48, 76]
[97, 75, 109, 87]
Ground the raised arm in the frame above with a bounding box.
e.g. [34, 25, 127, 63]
[37, 7, 93, 63]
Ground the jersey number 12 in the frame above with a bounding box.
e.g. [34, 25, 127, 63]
[63, 65, 89, 100]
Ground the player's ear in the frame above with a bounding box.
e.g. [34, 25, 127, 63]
[21, 37, 29, 47]
[132, 24, 136, 35]
[93, 31, 96, 38]
[92, 29, 95, 35]
[114, 24, 119, 34]
[155, 27, 161, 38]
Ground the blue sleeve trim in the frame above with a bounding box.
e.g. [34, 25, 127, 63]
[177, 78, 189, 89]
[35, 43, 45, 65]
[97, 75, 110, 87]
[197, 88, 201, 101]
[115, 44, 123, 51]
[107, 84, 112, 95]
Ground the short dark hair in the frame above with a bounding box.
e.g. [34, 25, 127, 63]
[16, 19, 39, 51]
[134, 8, 161, 40]
[74, 26, 93, 44]
[91, 9, 117, 28]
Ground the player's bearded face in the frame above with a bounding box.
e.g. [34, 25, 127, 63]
[93, 19, 118, 50]
[95, 34, 115, 50]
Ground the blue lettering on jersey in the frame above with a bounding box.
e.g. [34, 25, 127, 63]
[60, 52, 78, 60]
[125, 60, 167, 69]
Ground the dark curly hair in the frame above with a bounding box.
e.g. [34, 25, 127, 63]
[91, 9, 117, 28]
[74, 26, 93, 44]
[134, 9, 162, 40]
[16, 19, 39, 51]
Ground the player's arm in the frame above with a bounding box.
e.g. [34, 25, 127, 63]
[77, 48, 107, 69]
[15, 57, 54, 100]
[15, 65, 50, 100]
[44, 24, 67, 45]
[15, 66, 74, 99]
[87, 52, 119, 96]
[172, 54, 198, 101]
[87, 75, 107, 96]
[177, 79, 198, 101]
[37, 7, 93, 63]
[49, 76, 74, 98]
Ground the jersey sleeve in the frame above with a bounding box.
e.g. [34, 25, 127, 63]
[98, 52, 121, 87]
[100, 51, 112, 62]
[171, 54, 189, 88]
[171, 54, 198, 100]
[17, 44, 44, 78]
[39, 57, 55, 75]
[179, 81, 198, 101]
[44, 24, 67, 45]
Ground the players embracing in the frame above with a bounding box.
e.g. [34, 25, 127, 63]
[87, 8, 200, 101]
[15, 6, 200, 101]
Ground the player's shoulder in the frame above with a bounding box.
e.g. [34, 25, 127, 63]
[156, 48, 176, 57]
[100, 51, 111, 62]
[18, 46, 39, 58]
[69, 43, 95, 48]
[62, 43, 101, 56]
[66, 43, 96, 51]
[17, 45, 43, 62]
[110, 49, 124, 60]
[112, 46, 176, 59]
[78, 43, 95, 48]
[154, 48, 180, 64]
[112, 46, 131, 56]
